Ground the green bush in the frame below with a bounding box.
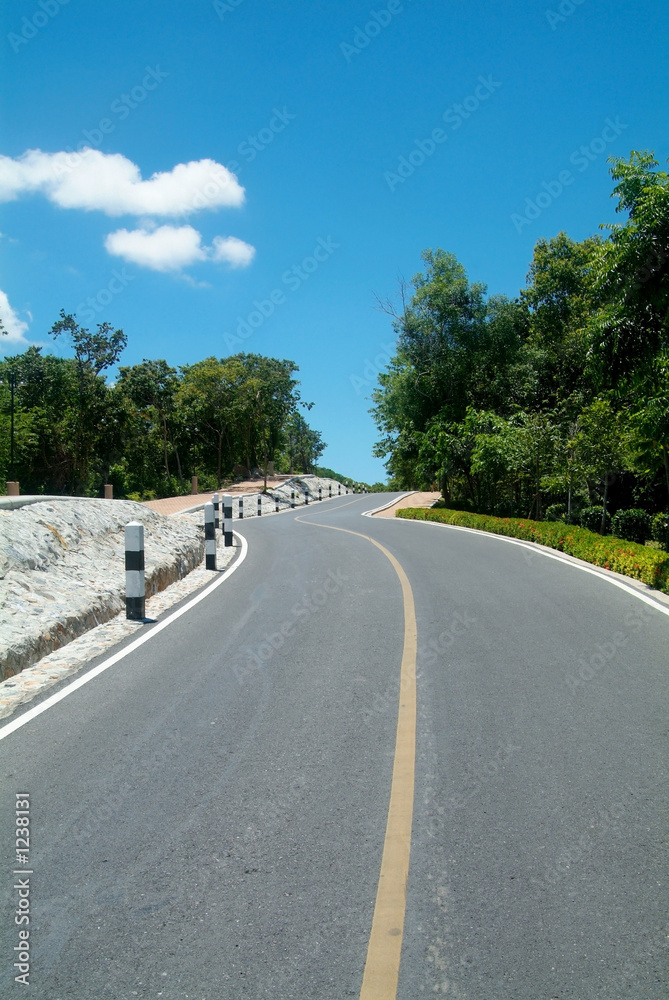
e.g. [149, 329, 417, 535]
[434, 498, 475, 512]
[651, 512, 669, 548]
[126, 489, 157, 502]
[545, 503, 567, 522]
[610, 508, 652, 545]
[580, 506, 610, 533]
[396, 506, 669, 593]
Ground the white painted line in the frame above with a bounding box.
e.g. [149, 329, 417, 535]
[390, 515, 669, 619]
[361, 493, 416, 517]
[0, 532, 249, 742]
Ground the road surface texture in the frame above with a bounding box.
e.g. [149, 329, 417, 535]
[1, 493, 667, 998]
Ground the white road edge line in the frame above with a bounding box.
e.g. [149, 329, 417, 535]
[386, 513, 669, 618]
[361, 493, 416, 517]
[0, 531, 249, 742]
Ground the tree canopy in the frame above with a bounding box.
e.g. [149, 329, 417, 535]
[1, 328, 325, 498]
[372, 150, 669, 522]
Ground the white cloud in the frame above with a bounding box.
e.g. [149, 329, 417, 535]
[0, 290, 30, 347]
[0, 148, 245, 217]
[104, 225, 255, 272]
[211, 235, 256, 268]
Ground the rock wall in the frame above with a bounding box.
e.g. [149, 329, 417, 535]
[0, 499, 203, 680]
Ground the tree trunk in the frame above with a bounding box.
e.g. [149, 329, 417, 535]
[601, 476, 609, 533]
[162, 415, 170, 478]
[173, 444, 184, 487]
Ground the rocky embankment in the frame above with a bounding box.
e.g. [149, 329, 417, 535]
[0, 476, 350, 683]
[0, 499, 203, 680]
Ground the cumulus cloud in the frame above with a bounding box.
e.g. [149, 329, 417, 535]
[0, 148, 245, 217]
[0, 290, 30, 347]
[104, 225, 255, 272]
[211, 235, 257, 268]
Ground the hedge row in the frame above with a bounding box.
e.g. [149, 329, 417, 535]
[396, 507, 669, 593]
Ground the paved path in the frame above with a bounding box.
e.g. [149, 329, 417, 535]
[371, 490, 441, 517]
[143, 476, 296, 515]
[1, 493, 666, 997]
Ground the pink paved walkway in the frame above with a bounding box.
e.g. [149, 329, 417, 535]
[372, 491, 441, 517]
[143, 476, 294, 515]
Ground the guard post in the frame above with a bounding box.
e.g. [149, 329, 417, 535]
[204, 502, 216, 570]
[125, 522, 145, 621]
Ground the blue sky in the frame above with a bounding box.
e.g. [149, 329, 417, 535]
[1, 0, 667, 483]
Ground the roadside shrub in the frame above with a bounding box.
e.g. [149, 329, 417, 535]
[436, 498, 475, 512]
[611, 508, 652, 545]
[396, 507, 669, 593]
[545, 503, 567, 522]
[651, 512, 669, 548]
[580, 506, 610, 533]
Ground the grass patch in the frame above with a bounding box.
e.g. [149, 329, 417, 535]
[396, 507, 669, 593]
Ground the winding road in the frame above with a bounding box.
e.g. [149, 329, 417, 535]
[1, 493, 667, 998]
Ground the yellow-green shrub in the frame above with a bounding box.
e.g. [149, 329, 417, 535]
[396, 507, 669, 592]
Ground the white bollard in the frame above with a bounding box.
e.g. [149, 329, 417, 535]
[204, 502, 216, 570]
[291, 490, 295, 509]
[125, 522, 145, 620]
[213, 492, 220, 531]
[238, 497, 244, 520]
[257, 494, 262, 517]
[222, 494, 233, 546]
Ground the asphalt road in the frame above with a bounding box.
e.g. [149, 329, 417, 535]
[0, 493, 667, 998]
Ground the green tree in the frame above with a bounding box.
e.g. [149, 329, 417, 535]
[48, 311, 127, 492]
[178, 357, 246, 488]
[592, 151, 669, 382]
[574, 398, 633, 531]
[281, 411, 326, 474]
[117, 359, 184, 487]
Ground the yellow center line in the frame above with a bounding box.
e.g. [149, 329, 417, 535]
[296, 514, 418, 1000]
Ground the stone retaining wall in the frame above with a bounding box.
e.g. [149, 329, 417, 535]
[0, 499, 203, 680]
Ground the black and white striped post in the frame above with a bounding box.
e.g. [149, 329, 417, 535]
[275, 495, 280, 513]
[329, 484, 332, 498]
[222, 494, 233, 546]
[238, 497, 244, 520]
[318, 486, 322, 501]
[125, 522, 145, 621]
[213, 492, 220, 531]
[338, 484, 341, 495]
[291, 490, 295, 508]
[257, 494, 262, 516]
[204, 502, 216, 570]
[304, 488, 309, 505]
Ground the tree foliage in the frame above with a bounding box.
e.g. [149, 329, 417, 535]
[0, 324, 324, 497]
[372, 150, 669, 526]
